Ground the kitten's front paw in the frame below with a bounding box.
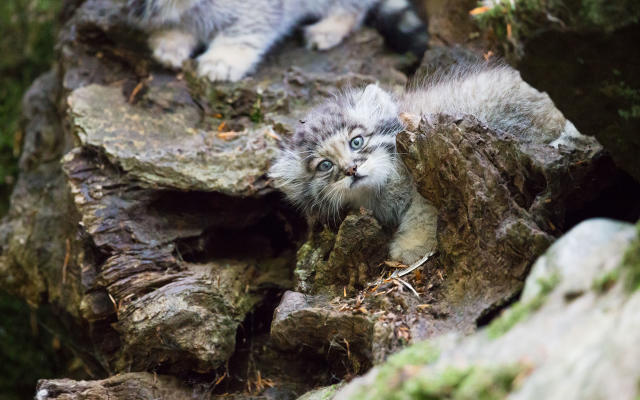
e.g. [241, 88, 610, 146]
[304, 16, 353, 50]
[389, 236, 431, 266]
[149, 30, 196, 69]
[196, 48, 255, 82]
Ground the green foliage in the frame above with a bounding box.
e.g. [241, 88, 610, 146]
[0, 0, 61, 215]
[250, 95, 264, 124]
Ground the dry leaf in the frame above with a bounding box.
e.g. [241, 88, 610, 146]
[470, 6, 490, 15]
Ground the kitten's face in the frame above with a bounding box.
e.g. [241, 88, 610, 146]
[269, 85, 404, 222]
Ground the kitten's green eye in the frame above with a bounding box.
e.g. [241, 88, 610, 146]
[317, 160, 333, 172]
[350, 136, 364, 150]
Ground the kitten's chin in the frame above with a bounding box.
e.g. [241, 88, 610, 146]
[349, 175, 368, 188]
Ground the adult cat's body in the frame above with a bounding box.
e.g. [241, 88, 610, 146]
[269, 63, 586, 264]
[128, 0, 383, 81]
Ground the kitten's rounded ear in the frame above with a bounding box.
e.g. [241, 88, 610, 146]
[362, 84, 393, 103]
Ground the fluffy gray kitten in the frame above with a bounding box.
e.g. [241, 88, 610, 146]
[269, 63, 586, 264]
[127, 0, 385, 81]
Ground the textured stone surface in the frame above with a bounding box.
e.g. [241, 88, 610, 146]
[36, 373, 201, 400]
[294, 209, 391, 296]
[335, 219, 640, 400]
[395, 111, 604, 337]
[1, 0, 413, 389]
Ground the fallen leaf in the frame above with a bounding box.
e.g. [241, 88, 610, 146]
[470, 6, 491, 15]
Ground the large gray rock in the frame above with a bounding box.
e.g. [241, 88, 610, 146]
[332, 218, 640, 400]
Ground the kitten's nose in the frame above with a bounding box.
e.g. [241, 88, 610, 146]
[345, 164, 357, 176]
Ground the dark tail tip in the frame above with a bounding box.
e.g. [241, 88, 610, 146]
[368, 0, 429, 58]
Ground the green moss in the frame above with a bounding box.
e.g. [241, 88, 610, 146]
[487, 273, 559, 339]
[592, 269, 620, 293]
[622, 222, 640, 292]
[350, 359, 523, 400]
[298, 383, 346, 400]
[250, 94, 263, 124]
[405, 365, 522, 400]
[345, 340, 440, 399]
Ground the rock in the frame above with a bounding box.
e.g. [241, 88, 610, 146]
[35, 372, 202, 400]
[271, 291, 378, 374]
[413, 0, 489, 49]
[521, 218, 635, 301]
[333, 219, 640, 400]
[395, 108, 604, 336]
[1, 0, 413, 388]
[297, 383, 346, 400]
[271, 47, 607, 374]
[294, 209, 391, 296]
[67, 81, 278, 195]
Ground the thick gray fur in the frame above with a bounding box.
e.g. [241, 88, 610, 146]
[269, 62, 586, 264]
[127, 0, 382, 81]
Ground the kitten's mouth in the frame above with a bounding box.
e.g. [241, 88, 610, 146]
[350, 174, 367, 188]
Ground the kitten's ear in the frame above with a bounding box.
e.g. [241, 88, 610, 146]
[362, 84, 393, 104]
[359, 84, 398, 117]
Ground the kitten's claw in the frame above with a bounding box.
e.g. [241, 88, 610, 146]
[304, 14, 356, 50]
[304, 26, 346, 50]
[149, 30, 196, 69]
[197, 58, 245, 82]
[390, 251, 435, 279]
[196, 47, 256, 82]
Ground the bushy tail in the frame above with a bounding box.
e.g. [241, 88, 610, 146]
[368, 0, 429, 57]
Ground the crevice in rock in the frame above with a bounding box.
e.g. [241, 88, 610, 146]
[474, 289, 521, 329]
[563, 169, 640, 227]
[213, 289, 334, 397]
[173, 196, 306, 263]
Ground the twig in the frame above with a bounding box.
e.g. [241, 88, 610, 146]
[390, 251, 435, 279]
[393, 277, 420, 298]
[62, 239, 70, 284]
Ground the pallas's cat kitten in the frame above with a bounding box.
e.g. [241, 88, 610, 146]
[127, 0, 384, 82]
[269, 63, 586, 264]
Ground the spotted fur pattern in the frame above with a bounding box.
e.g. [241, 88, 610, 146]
[127, 0, 380, 81]
[269, 62, 586, 264]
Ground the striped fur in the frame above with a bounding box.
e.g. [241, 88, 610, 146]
[270, 62, 587, 264]
[128, 0, 380, 81]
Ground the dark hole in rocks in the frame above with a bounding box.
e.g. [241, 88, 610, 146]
[212, 289, 333, 397]
[501, 163, 547, 212]
[167, 193, 306, 262]
[519, 23, 640, 139]
[518, 22, 640, 197]
[564, 169, 640, 227]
